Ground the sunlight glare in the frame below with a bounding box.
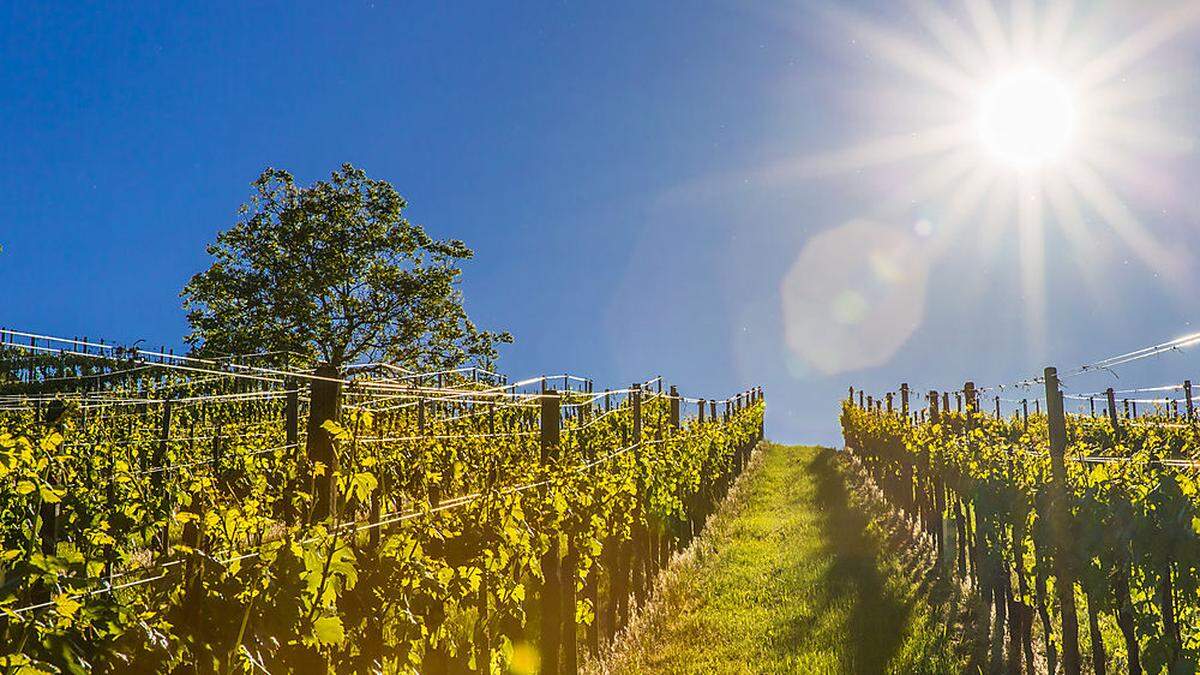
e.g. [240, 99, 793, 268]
[978, 69, 1076, 167]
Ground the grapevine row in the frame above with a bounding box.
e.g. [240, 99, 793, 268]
[0, 335, 765, 673]
[844, 374, 1200, 674]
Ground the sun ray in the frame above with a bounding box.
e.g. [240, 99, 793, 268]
[979, 171, 1017, 260]
[952, 171, 1016, 309]
[1056, 3, 1122, 73]
[767, 0, 1200, 372]
[879, 147, 978, 215]
[1064, 159, 1190, 287]
[908, 0, 990, 77]
[1084, 112, 1195, 158]
[1077, 137, 1184, 211]
[926, 163, 997, 260]
[828, 8, 980, 98]
[1016, 172, 1047, 358]
[963, 0, 1011, 70]
[1042, 172, 1107, 308]
[1036, 0, 1076, 62]
[845, 83, 966, 128]
[761, 123, 971, 182]
[1086, 70, 1183, 114]
[1074, 3, 1200, 90]
[1011, 0, 1037, 60]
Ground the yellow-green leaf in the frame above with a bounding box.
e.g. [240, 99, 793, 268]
[313, 615, 345, 645]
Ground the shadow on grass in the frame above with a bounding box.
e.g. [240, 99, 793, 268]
[768, 448, 912, 672]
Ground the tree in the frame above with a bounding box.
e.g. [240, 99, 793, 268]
[182, 164, 511, 372]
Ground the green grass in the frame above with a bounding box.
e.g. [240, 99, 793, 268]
[593, 444, 970, 674]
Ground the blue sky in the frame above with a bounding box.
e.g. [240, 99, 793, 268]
[3, 1, 1200, 444]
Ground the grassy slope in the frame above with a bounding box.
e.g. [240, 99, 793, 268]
[592, 444, 968, 674]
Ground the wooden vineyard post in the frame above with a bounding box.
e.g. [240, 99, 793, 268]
[994, 396, 1000, 419]
[927, 390, 950, 567]
[698, 398, 706, 425]
[667, 384, 683, 555]
[1044, 367, 1082, 675]
[631, 385, 651, 606]
[306, 364, 342, 522]
[286, 384, 299, 449]
[1106, 388, 1119, 431]
[211, 427, 224, 483]
[615, 389, 635, 627]
[1186, 380, 1194, 422]
[279, 383, 300, 521]
[156, 397, 173, 557]
[669, 385, 680, 430]
[565, 400, 590, 671]
[563, 517, 580, 670]
[539, 390, 563, 675]
[181, 484, 208, 632]
[36, 401, 65, 604]
[418, 393, 427, 435]
[885, 392, 893, 413]
[99, 439, 114, 577]
[748, 386, 758, 444]
[154, 397, 173, 469]
[900, 383, 909, 417]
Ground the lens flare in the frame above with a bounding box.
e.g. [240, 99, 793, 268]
[782, 221, 929, 376]
[760, 1, 1200, 359]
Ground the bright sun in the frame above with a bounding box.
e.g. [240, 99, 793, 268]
[777, 2, 1200, 372]
[978, 68, 1076, 168]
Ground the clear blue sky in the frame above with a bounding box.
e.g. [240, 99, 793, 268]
[3, 1, 1200, 444]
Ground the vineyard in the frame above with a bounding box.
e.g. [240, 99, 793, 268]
[0, 329, 763, 673]
[844, 334, 1200, 674]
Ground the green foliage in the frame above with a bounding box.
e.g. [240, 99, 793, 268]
[181, 164, 512, 370]
[842, 401, 1200, 672]
[0, 377, 763, 673]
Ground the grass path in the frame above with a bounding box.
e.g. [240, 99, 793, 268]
[593, 444, 968, 674]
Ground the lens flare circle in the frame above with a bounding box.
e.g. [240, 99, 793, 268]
[781, 220, 929, 376]
[978, 68, 1076, 168]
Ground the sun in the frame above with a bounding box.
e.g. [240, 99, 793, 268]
[978, 68, 1076, 168]
[773, 2, 1200, 374]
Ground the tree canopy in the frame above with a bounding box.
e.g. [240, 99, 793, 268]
[182, 164, 510, 372]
